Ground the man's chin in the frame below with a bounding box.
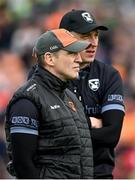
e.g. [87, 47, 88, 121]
[86, 58, 94, 62]
[80, 59, 94, 68]
[82, 57, 94, 63]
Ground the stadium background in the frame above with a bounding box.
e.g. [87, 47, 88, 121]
[0, 0, 135, 178]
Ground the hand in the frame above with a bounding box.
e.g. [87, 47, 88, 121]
[90, 117, 103, 128]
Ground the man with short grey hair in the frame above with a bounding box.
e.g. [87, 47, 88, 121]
[5, 29, 93, 179]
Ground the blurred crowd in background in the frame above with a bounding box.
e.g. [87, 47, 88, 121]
[0, 0, 135, 178]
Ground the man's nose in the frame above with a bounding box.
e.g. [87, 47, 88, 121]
[87, 37, 97, 46]
[91, 40, 97, 46]
[75, 53, 82, 63]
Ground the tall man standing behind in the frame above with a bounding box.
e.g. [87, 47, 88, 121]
[60, 9, 125, 179]
[5, 29, 93, 179]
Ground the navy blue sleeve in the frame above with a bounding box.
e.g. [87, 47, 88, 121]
[9, 98, 39, 135]
[101, 69, 125, 114]
[91, 68, 125, 148]
[9, 99, 40, 178]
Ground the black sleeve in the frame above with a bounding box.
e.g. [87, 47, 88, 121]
[9, 99, 40, 179]
[90, 110, 124, 148]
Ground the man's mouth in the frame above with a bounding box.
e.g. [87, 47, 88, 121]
[85, 50, 95, 56]
[74, 66, 80, 71]
[86, 50, 95, 54]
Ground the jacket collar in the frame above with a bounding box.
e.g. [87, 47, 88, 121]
[34, 65, 68, 93]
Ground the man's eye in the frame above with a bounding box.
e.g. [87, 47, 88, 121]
[68, 52, 77, 55]
[68, 52, 74, 54]
[94, 31, 99, 36]
[81, 36, 88, 39]
[81, 36, 89, 40]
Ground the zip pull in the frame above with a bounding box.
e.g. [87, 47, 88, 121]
[79, 96, 82, 102]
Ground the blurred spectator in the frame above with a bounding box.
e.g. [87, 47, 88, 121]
[0, 3, 16, 50]
[0, 51, 27, 178]
[43, 0, 80, 30]
[0, 51, 27, 93]
[114, 146, 135, 179]
[11, 18, 42, 68]
[119, 96, 135, 146]
[6, 0, 32, 19]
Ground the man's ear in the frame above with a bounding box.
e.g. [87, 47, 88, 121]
[44, 52, 55, 66]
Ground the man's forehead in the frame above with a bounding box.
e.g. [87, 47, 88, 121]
[72, 30, 99, 37]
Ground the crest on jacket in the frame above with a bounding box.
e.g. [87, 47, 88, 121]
[88, 79, 100, 91]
